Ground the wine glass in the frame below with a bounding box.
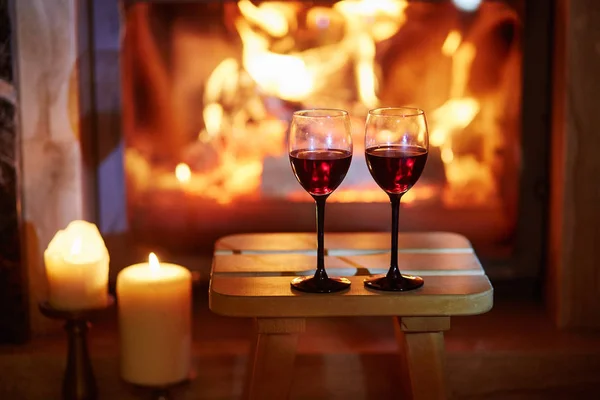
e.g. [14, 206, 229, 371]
[364, 107, 429, 291]
[288, 109, 353, 293]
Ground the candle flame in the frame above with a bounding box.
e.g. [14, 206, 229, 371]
[70, 236, 82, 256]
[149, 252, 160, 271]
[175, 163, 191, 183]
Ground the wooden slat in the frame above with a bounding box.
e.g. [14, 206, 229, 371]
[340, 253, 484, 276]
[212, 254, 358, 277]
[399, 316, 451, 333]
[326, 232, 473, 256]
[244, 318, 305, 399]
[395, 317, 448, 400]
[215, 234, 314, 254]
[214, 232, 473, 255]
[209, 275, 493, 318]
[212, 253, 483, 277]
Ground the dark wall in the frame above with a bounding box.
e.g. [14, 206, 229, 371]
[0, 0, 29, 344]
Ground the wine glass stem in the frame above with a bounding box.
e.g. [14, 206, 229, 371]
[388, 194, 402, 281]
[314, 196, 329, 283]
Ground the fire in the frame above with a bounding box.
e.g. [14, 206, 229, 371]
[148, 252, 160, 272]
[124, 0, 521, 210]
[442, 30, 462, 56]
[430, 98, 480, 147]
[175, 163, 191, 184]
[237, 0, 290, 37]
[236, 17, 314, 101]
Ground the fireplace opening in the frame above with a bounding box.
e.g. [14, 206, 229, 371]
[122, 0, 522, 245]
[102, 0, 546, 278]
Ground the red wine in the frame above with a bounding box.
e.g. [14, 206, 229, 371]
[365, 145, 428, 194]
[290, 149, 352, 196]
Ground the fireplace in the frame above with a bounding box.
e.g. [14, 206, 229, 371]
[5, 0, 600, 341]
[91, 0, 543, 278]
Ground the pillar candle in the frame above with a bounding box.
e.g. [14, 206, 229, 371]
[117, 253, 192, 386]
[43, 220, 109, 310]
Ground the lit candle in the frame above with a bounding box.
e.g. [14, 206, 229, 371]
[117, 253, 192, 386]
[44, 220, 109, 310]
[175, 162, 191, 186]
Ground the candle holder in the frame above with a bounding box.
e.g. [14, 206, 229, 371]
[38, 296, 115, 400]
[129, 376, 192, 400]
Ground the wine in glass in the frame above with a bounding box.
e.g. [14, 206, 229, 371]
[288, 109, 353, 293]
[364, 107, 429, 291]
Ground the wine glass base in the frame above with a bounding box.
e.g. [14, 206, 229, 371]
[364, 274, 424, 292]
[291, 276, 351, 293]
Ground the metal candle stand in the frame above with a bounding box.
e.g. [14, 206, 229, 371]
[38, 296, 115, 400]
[132, 385, 174, 400]
[129, 373, 193, 400]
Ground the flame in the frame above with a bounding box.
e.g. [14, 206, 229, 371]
[450, 42, 476, 98]
[237, 0, 290, 37]
[204, 58, 239, 104]
[441, 147, 454, 164]
[356, 33, 379, 108]
[124, 0, 519, 211]
[202, 104, 224, 141]
[334, 0, 408, 38]
[148, 252, 160, 271]
[236, 18, 313, 101]
[70, 237, 82, 256]
[234, 0, 409, 105]
[175, 163, 191, 184]
[429, 98, 480, 147]
[442, 30, 462, 56]
[175, 0, 411, 204]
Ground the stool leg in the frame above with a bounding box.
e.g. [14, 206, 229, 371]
[394, 317, 451, 400]
[244, 318, 306, 400]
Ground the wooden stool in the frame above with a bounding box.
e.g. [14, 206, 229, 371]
[209, 232, 493, 400]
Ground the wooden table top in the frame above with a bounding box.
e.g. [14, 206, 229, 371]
[209, 233, 493, 318]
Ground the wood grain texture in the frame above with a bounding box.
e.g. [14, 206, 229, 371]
[211, 233, 492, 399]
[244, 318, 304, 400]
[395, 317, 448, 400]
[212, 254, 358, 276]
[340, 253, 483, 276]
[255, 318, 306, 334]
[210, 275, 493, 318]
[548, 0, 600, 329]
[210, 233, 493, 318]
[215, 232, 473, 255]
[212, 252, 483, 277]
[399, 317, 451, 333]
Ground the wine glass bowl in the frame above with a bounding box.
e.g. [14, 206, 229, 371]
[288, 109, 353, 293]
[364, 107, 429, 291]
